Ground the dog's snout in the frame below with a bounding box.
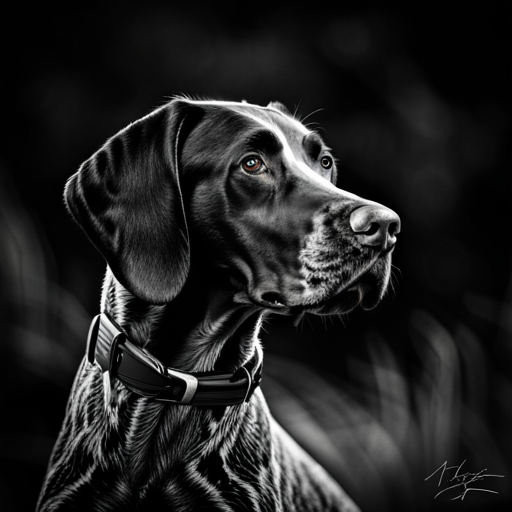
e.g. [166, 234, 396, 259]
[350, 205, 401, 250]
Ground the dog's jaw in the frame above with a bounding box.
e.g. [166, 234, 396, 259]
[240, 203, 395, 316]
[298, 254, 394, 314]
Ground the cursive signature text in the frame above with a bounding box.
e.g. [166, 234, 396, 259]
[425, 460, 504, 500]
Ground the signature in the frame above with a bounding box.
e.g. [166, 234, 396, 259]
[425, 460, 504, 500]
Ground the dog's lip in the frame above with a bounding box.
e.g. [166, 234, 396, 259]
[301, 282, 362, 314]
[233, 291, 291, 312]
[299, 254, 387, 313]
[233, 251, 392, 314]
[316, 254, 381, 298]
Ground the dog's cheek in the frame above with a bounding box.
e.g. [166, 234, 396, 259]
[226, 171, 276, 210]
[299, 229, 356, 300]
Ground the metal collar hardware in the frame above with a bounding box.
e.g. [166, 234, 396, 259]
[86, 313, 263, 407]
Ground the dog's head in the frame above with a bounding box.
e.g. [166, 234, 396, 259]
[65, 98, 400, 315]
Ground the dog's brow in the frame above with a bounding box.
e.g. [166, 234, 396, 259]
[302, 132, 324, 160]
[246, 129, 283, 154]
[231, 108, 341, 191]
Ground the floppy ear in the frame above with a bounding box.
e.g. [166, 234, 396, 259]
[64, 99, 197, 304]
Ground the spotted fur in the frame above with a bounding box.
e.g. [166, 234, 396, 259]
[299, 203, 393, 312]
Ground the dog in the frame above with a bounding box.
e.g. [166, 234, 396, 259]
[37, 98, 400, 511]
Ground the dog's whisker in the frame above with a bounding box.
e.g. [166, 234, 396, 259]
[391, 263, 403, 278]
[293, 98, 303, 119]
[299, 107, 325, 125]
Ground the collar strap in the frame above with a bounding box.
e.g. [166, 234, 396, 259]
[86, 313, 263, 407]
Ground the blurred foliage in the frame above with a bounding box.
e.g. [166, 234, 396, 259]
[1, 4, 510, 511]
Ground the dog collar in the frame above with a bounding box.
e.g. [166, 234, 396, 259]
[86, 313, 263, 407]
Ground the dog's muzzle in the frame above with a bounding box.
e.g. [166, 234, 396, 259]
[289, 199, 401, 314]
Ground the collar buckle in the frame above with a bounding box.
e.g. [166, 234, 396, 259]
[86, 313, 263, 407]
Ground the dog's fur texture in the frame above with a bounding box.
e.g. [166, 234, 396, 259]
[37, 98, 400, 511]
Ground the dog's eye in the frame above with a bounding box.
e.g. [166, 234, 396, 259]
[241, 157, 266, 175]
[320, 156, 333, 169]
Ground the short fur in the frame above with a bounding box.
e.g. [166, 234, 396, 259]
[38, 98, 400, 511]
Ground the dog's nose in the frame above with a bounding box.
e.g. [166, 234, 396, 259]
[350, 205, 401, 251]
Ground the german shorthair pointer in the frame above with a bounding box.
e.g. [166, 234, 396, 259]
[37, 98, 400, 511]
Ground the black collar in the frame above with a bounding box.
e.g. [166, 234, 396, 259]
[86, 313, 263, 407]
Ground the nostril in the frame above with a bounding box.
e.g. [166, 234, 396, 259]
[388, 221, 400, 237]
[363, 222, 380, 237]
[388, 221, 400, 236]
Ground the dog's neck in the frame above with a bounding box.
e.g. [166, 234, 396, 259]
[100, 267, 264, 373]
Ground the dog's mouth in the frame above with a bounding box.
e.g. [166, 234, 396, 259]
[298, 253, 392, 315]
[305, 259, 389, 314]
[239, 251, 393, 316]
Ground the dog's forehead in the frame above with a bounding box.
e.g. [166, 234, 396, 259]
[184, 99, 338, 191]
[192, 99, 312, 143]
[189, 100, 341, 192]
[230, 102, 309, 137]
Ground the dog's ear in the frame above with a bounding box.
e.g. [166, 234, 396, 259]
[267, 101, 293, 116]
[64, 99, 200, 304]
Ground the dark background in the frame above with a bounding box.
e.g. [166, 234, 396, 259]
[1, 3, 510, 511]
